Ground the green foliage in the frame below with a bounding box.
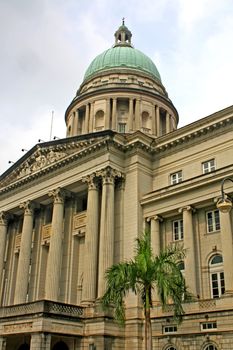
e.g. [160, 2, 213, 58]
[101, 230, 191, 325]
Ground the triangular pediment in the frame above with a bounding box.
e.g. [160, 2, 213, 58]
[0, 132, 116, 189]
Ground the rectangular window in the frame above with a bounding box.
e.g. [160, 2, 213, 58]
[206, 210, 220, 233]
[173, 220, 183, 241]
[201, 322, 217, 330]
[211, 272, 225, 298]
[170, 171, 182, 185]
[202, 159, 215, 174]
[163, 325, 177, 333]
[118, 123, 126, 133]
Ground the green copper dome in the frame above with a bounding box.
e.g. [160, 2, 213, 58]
[83, 46, 161, 82]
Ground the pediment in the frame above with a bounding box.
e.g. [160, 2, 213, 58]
[0, 134, 110, 189]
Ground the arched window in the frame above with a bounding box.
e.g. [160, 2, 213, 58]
[141, 111, 151, 133]
[95, 110, 104, 130]
[52, 341, 69, 350]
[203, 344, 218, 350]
[165, 346, 177, 350]
[209, 254, 225, 298]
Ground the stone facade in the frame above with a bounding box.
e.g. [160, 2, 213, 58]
[0, 23, 233, 350]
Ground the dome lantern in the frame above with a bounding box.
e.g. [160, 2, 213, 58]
[114, 18, 132, 47]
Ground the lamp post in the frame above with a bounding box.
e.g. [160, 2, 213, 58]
[216, 177, 233, 213]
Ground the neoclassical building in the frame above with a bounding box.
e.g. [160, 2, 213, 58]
[0, 22, 233, 350]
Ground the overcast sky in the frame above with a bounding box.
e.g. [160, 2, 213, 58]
[0, 0, 232, 175]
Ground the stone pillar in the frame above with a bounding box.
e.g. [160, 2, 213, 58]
[166, 111, 170, 133]
[82, 174, 100, 303]
[150, 216, 163, 257]
[97, 167, 121, 297]
[72, 109, 79, 136]
[89, 102, 94, 132]
[112, 98, 117, 130]
[14, 201, 35, 304]
[128, 98, 134, 131]
[0, 212, 10, 302]
[45, 188, 65, 301]
[105, 98, 111, 129]
[84, 104, 90, 134]
[135, 99, 140, 130]
[180, 206, 197, 296]
[152, 104, 156, 135]
[30, 333, 51, 350]
[156, 105, 160, 137]
[0, 337, 6, 350]
[220, 211, 233, 294]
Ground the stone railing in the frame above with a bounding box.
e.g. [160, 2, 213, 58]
[0, 300, 83, 319]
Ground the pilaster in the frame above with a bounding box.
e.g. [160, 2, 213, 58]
[0, 212, 10, 304]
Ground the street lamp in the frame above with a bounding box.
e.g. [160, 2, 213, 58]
[216, 177, 233, 213]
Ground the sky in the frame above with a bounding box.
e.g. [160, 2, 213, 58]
[0, 0, 233, 175]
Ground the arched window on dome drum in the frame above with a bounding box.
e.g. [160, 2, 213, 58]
[209, 254, 225, 298]
[95, 110, 104, 131]
[203, 344, 218, 350]
[141, 111, 151, 134]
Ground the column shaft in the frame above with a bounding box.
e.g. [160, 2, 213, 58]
[82, 176, 99, 302]
[105, 99, 110, 129]
[14, 201, 34, 304]
[45, 189, 65, 301]
[182, 206, 197, 296]
[156, 105, 160, 137]
[128, 98, 133, 131]
[72, 110, 79, 136]
[112, 98, 117, 130]
[151, 216, 161, 257]
[166, 111, 170, 133]
[220, 211, 233, 294]
[152, 105, 156, 135]
[135, 99, 140, 130]
[98, 169, 115, 297]
[84, 104, 90, 134]
[89, 102, 94, 132]
[0, 213, 9, 303]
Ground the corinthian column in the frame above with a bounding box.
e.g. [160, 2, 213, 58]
[0, 212, 10, 302]
[219, 210, 233, 294]
[97, 167, 121, 297]
[82, 174, 100, 303]
[179, 206, 197, 296]
[45, 188, 65, 301]
[14, 201, 35, 304]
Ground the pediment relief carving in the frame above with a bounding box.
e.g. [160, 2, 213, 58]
[17, 148, 67, 179]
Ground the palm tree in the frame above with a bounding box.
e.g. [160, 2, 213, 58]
[101, 230, 191, 350]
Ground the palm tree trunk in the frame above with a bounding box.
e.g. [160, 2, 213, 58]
[145, 288, 152, 350]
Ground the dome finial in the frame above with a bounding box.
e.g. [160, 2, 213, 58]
[114, 20, 132, 47]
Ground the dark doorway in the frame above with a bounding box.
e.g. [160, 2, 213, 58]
[17, 345, 30, 350]
[52, 341, 69, 350]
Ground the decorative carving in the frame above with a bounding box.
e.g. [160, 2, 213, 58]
[0, 211, 11, 225]
[96, 166, 123, 185]
[17, 148, 67, 179]
[73, 211, 87, 236]
[82, 174, 99, 190]
[48, 187, 67, 204]
[41, 224, 52, 244]
[19, 200, 35, 215]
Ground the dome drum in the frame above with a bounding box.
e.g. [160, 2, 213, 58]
[66, 94, 178, 137]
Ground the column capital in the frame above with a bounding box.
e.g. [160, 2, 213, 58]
[147, 215, 163, 223]
[0, 211, 12, 225]
[19, 200, 36, 215]
[178, 205, 196, 214]
[96, 166, 124, 185]
[48, 187, 69, 204]
[82, 174, 99, 190]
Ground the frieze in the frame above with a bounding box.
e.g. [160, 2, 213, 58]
[4, 322, 33, 334]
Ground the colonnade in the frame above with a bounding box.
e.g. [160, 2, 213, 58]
[68, 97, 175, 137]
[0, 166, 124, 306]
[147, 204, 233, 298]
